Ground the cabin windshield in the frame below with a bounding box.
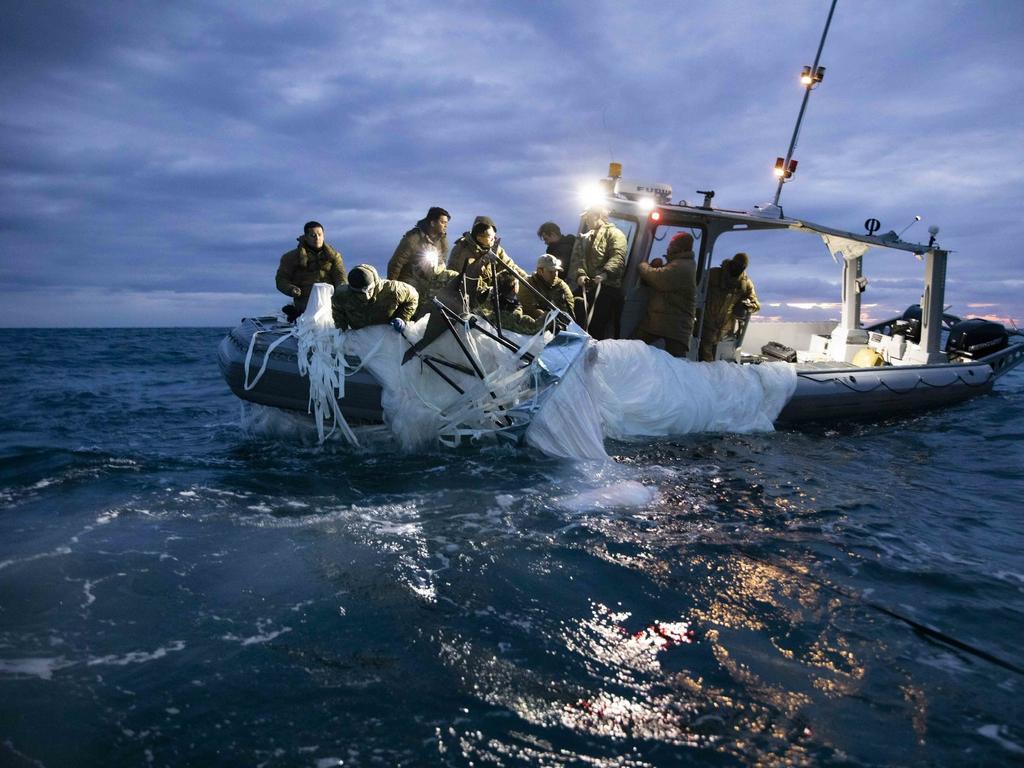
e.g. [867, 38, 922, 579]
[651, 223, 704, 271]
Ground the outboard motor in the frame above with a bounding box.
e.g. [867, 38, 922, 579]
[945, 318, 1008, 361]
[892, 305, 922, 343]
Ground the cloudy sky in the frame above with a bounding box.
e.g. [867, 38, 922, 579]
[2, 0, 1022, 327]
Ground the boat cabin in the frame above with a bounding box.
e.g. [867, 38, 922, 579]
[580, 164, 954, 368]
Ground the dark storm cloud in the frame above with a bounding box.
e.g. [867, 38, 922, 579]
[1, 0, 1022, 326]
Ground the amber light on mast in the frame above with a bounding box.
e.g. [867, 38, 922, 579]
[771, 0, 838, 213]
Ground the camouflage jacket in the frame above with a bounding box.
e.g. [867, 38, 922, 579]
[519, 273, 574, 319]
[447, 235, 529, 300]
[479, 302, 547, 336]
[568, 221, 627, 288]
[701, 268, 760, 343]
[332, 278, 418, 330]
[387, 221, 449, 282]
[275, 240, 346, 311]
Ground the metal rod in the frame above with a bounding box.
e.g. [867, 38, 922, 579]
[772, 0, 839, 210]
[467, 317, 535, 362]
[399, 330, 465, 394]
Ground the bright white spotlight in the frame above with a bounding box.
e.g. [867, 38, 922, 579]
[578, 182, 607, 210]
[637, 197, 656, 213]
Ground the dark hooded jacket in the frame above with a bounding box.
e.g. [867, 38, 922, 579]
[276, 238, 346, 311]
[699, 259, 760, 359]
[332, 264, 418, 330]
[636, 247, 697, 342]
[387, 219, 450, 283]
[545, 234, 576, 272]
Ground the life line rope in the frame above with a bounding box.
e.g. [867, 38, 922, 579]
[796, 366, 994, 394]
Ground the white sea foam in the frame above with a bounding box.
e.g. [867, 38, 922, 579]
[221, 619, 293, 646]
[993, 570, 1024, 587]
[1, 738, 48, 768]
[0, 545, 73, 571]
[978, 724, 1024, 754]
[240, 402, 328, 444]
[554, 480, 659, 513]
[82, 579, 98, 608]
[96, 508, 122, 524]
[86, 640, 186, 667]
[0, 656, 74, 680]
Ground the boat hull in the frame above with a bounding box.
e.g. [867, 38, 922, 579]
[217, 317, 383, 422]
[218, 318, 1024, 432]
[777, 342, 1023, 424]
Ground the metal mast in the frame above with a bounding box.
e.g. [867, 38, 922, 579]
[771, 0, 839, 211]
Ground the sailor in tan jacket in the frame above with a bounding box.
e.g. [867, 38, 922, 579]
[519, 254, 575, 320]
[568, 207, 628, 339]
[387, 207, 450, 283]
[699, 252, 760, 361]
[275, 221, 346, 319]
[634, 232, 697, 357]
[446, 217, 529, 307]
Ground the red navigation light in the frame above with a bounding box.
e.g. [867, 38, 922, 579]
[649, 210, 662, 222]
[775, 158, 799, 180]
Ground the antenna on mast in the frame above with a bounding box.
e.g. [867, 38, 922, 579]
[770, 0, 839, 215]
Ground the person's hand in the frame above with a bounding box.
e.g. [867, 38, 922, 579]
[290, 286, 302, 297]
[390, 318, 406, 333]
[594, 273, 605, 284]
[649, 257, 664, 268]
[577, 275, 588, 288]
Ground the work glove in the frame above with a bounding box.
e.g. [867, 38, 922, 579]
[389, 318, 406, 333]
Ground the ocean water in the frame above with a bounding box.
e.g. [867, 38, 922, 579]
[1, 327, 1023, 767]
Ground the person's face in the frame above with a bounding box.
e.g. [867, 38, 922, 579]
[583, 212, 603, 231]
[537, 266, 557, 285]
[541, 232, 559, 246]
[475, 226, 496, 249]
[431, 215, 449, 238]
[304, 227, 325, 250]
